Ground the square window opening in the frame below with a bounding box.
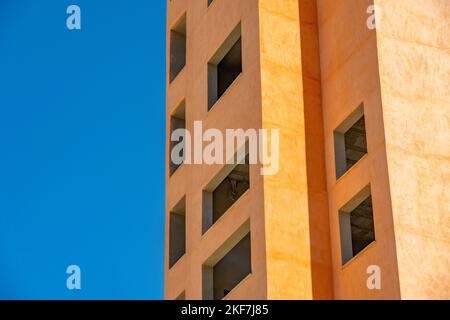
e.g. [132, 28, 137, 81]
[202, 221, 251, 300]
[175, 291, 185, 300]
[170, 14, 187, 83]
[334, 104, 368, 179]
[208, 23, 242, 110]
[169, 196, 186, 268]
[169, 100, 186, 175]
[339, 186, 375, 265]
[202, 153, 249, 234]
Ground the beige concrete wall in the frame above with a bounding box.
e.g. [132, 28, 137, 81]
[317, 0, 401, 299]
[166, 0, 334, 300]
[298, 0, 334, 300]
[374, 0, 450, 299]
[258, 0, 333, 299]
[259, 0, 313, 300]
[165, 0, 268, 300]
[165, 0, 449, 300]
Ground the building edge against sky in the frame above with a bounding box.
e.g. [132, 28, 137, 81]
[164, 0, 450, 300]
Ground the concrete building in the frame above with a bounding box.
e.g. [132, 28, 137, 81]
[165, 0, 450, 300]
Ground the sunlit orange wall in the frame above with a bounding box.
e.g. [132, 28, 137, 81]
[375, 0, 450, 299]
[259, 0, 333, 300]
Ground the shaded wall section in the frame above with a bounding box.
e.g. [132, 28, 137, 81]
[317, 0, 401, 299]
[299, 0, 333, 300]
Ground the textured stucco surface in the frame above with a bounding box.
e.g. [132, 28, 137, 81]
[259, 0, 313, 299]
[165, 0, 267, 300]
[258, 0, 334, 300]
[165, 0, 450, 300]
[375, 0, 450, 299]
[317, 0, 401, 299]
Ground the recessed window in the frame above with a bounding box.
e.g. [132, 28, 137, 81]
[170, 14, 187, 83]
[169, 100, 186, 175]
[169, 196, 186, 268]
[175, 291, 185, 300]
[339, 185, 375, 265]
[207, 0, 214, 6]
[208, 23, 242, 110]
[203, 221, 251, 300]
[202, 153, 249, 234]
[334, 104, 368, 179]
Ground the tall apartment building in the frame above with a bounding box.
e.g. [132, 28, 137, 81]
[165, 0, 450, 300]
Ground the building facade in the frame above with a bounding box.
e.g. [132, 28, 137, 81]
[165, 0, 450, 300]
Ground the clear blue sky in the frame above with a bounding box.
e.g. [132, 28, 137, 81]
[0, 1, 166, 299]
